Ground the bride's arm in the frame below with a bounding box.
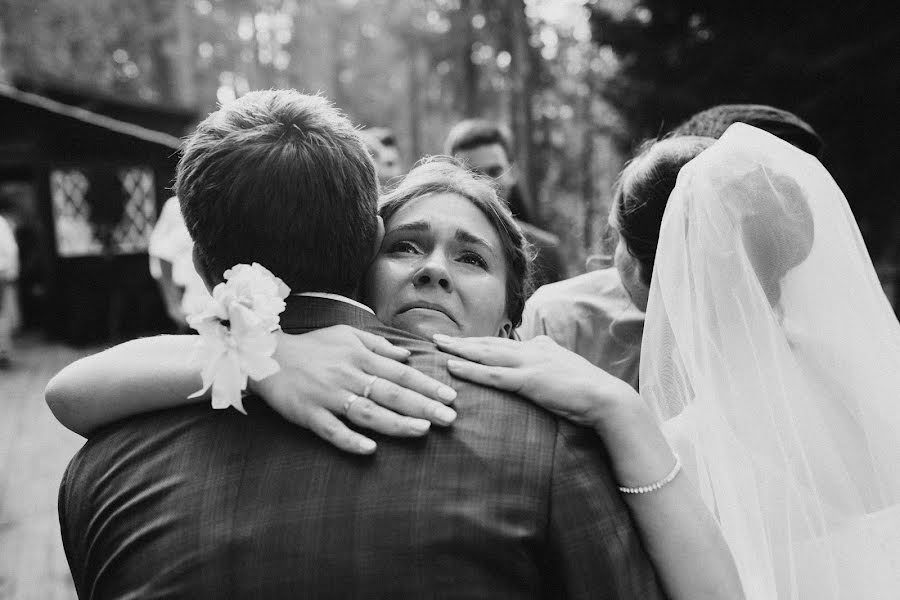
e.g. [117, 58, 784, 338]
[46, 326, 458, 453]
[434, 334, 744, 600]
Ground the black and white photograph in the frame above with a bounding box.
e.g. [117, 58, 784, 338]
[1, 0, 898, 598]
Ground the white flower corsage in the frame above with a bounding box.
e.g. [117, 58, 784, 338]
[185, 263, 290, 413]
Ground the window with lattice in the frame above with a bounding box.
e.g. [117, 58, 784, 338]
[51, 167, 157, 257]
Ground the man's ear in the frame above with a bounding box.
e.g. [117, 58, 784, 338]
[369, 215, 385, 263]
[191, 246, 218, 293]
[498, 318, 513, 339]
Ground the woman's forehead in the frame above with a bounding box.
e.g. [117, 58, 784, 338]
[388, 193, 497, 236]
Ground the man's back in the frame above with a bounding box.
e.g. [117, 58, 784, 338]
[59, 297, 661, 599]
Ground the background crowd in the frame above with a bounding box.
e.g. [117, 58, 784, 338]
[0, 0, 897, 360]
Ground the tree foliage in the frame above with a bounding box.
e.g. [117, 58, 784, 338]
[589, 0, 900, 264]
[0, 0, 618, 273]
[2, 0, 894, 282]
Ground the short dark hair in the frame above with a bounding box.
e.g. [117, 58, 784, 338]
[378, 157, 534, 331]
[176, 90, 378, 295]
[443, 119, 513, 158]
[613, 136, 715, 286]
[670, 104, 823, 158]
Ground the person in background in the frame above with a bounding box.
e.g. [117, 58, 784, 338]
[360, 127, 403, 187]
[0, 212, 19, 368]
[444, 119, 530, 222]
[147, 196, 210, 330]
[519, 104, 823, 389]
[670, 104, 823, 156]
[444, 118, 564, 285]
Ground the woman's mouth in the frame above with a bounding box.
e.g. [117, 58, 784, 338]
[398, 302, 457, 324]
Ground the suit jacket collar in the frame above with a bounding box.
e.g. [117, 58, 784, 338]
[280, 295, 382, 334]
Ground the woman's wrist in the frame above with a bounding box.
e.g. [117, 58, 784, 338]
[585, 386, 679, 488]
[584, 381, 649, 436]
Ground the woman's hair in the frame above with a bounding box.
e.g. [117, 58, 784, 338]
[612, 136, 715, 286]
[723, 166, 815, 305]
[378, 157, 534, 330]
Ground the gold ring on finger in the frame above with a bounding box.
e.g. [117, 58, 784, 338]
[343, 393, 360, 416]
[362, 375, 379, 399]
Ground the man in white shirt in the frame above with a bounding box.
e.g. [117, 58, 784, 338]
[0, 213, 19, 367]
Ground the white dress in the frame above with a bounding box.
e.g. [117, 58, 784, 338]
[641, 124, 900, 598]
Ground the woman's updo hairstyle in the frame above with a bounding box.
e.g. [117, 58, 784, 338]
[612, 136, 715, 286]
[378, 157, 535, 331]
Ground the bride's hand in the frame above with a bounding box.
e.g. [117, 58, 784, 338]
[253, 325, 458, 455]
[432, 334, 642, 430]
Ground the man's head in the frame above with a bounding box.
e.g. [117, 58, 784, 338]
[670, 104, 823, 158]
[176, 90, 379, 297]
[443, 119, 517, 201]
[360, 127, 403, 186]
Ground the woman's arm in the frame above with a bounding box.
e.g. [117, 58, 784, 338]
[45, 335, 203, 437]
[46, 326, 458, 454]
[434, 334, 744, 600]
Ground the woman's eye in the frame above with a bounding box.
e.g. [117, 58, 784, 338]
[459, 251, 488, 269]
[389, 240, 420, 254]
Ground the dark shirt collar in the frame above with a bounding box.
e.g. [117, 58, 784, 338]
[280, 295, 383, 334]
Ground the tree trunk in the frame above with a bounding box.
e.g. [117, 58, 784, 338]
[172, 0, 196, 106]
[246, 10, 263, 90]
[507, 0, 537, 222]
[406, 39, 424, 161]
[581, 98, 596, 253]
[329, 11, 346, 110]
[460, 0, 478, 117]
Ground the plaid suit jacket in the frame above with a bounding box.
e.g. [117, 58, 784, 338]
[59, 296, 663, 599]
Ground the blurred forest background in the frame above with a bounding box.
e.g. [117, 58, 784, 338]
[0, 0, 897, 296]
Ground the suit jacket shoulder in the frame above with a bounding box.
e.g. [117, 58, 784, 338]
[59, 297, 661, 599]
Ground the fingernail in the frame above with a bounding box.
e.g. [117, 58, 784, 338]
[446, 359, 462, 369]
[359, 439, 377, 453]
[410, 418, 431, 433]
[432, 333, 453, 344]
[437, 385, 457, 401]
[434, 405, 457, 425]
[398, 347, 411, 356]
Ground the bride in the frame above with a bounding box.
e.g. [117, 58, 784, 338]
[48, 125, 900, 597]
[435, 124, 900, 598]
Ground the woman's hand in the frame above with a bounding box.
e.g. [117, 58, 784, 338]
[432, 334, 641, 430]
[252, 325, 458, 455]
[435, 333, 745, 600]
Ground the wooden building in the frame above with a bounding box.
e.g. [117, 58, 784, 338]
[0, 83, 198, 343]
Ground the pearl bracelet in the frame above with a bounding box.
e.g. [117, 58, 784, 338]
[618, 454, 682, 495]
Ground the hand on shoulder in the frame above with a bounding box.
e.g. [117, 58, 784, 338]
[252, 325, 458, 454]
[433, 333, 643, 430]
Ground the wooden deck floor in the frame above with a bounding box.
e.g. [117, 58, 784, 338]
[0, 336, 97, 600]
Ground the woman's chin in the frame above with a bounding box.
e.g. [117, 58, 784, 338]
[393, 311, 461, 339]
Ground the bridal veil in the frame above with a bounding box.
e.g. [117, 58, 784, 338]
[640, 123, 900, 598]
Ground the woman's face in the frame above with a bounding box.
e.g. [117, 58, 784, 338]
[366, 192, 512, 339]
[609, 211, 650, 312]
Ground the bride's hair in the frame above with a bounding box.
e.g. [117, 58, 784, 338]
[614, 135, 816, 305]
[612, 136, 715, 286]
[377, 157, 534, 330]
[721, 166, 815, 306]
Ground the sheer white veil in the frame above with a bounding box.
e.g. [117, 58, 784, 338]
[640, 123, 900, 599]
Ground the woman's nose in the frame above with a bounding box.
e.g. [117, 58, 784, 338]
[413, 258, 453, 292]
